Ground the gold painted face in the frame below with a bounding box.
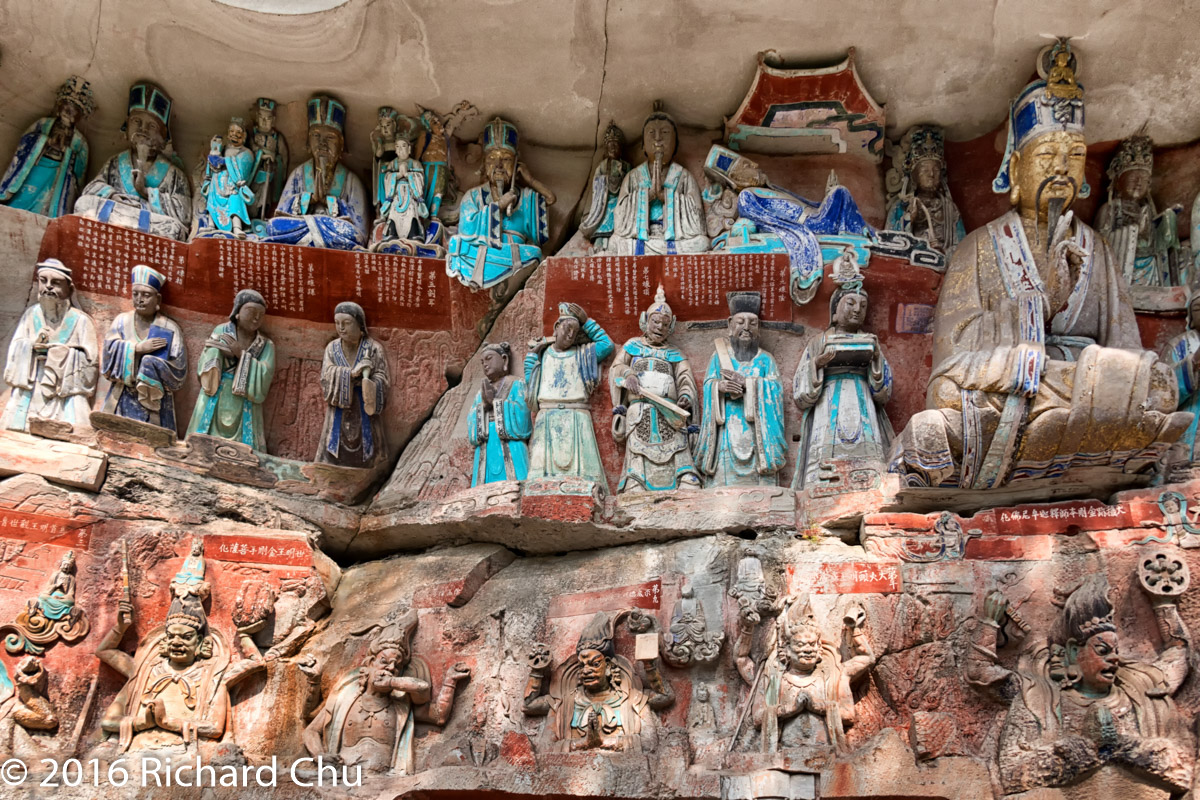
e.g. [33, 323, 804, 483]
[1010, 130, 1087, 220]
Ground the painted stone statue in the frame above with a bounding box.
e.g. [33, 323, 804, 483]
[447, 118, 554, 290]
[609, 286, 701, 492]
[703, 145, 874, 304]
[100, 265, 187, 431]
[0, 656, 58, 758]
[2, 259, 98, 434]
[1163, 289, 1200, 464]
[2, 550, 88, 655]
[303, 610, 471, 774]
[580, 121, 630, 251]
[197, 117, 256, 238]
[1096, 134, 1182, 287]
[610, 102, 709, 256]
[967, 565, 1195, 798]
[694, 291, 786, 487]
[885, 125, 964, 256]
[370, 115, 437, 256]
[317, 302, 390, 468]
[186, 289, 275, 451]
[168, 539, 210, 601]
[258, 95, 368, 250]
[95, 592, 233, 757]
[523, 611, 674, 753]
[414, 100, 477, 223]
[524, 302, 614, 487]
[792, 274, 893, 490]
[74, 82, 192, 241]
[249, 98, 288, 219]
[468, 342, 532, 486]
[370, 107, 402, 213]
[0, 75, 95, 218]
[734, 596, 873, 752]
[890, 42, 1189, 489]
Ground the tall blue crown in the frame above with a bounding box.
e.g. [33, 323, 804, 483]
[127, 82, 172, 129]
[482, 117, 519, 154]
[307, 95, 347, 133]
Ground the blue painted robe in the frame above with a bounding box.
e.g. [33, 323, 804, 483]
[1, 304, 98, 433]
[0, 118, 88, 217]
[524, 319, 614, 487]
[468, 376, 532, 485]
[185, 323, 275, 451]
[694, 344, 786, 487]
[74, 150, 192, 240]
[258, 161, 368, 250]
[317, 336, 389, 468]
[791, 330, 893, 490]
[201, 145, 256, 232]
[447, 184, 548, 289]
[579, 158, 629, 248]
[100, 311, 188, 432]
[1165, 329, 1200, 462]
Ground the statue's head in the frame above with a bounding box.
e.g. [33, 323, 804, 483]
[368, 644, 408, 681]
[639, 285, 676, 346]
[306, 95, 347, 165]
[189, 538, 204, 557]
[783, 624, 823, 674]
[59, 550, 76, 574]
[577, 648, 611, 692]
[123, 82, 172, 157]
[575, 611, 616, 693]
[35, 259, 74, 308]
[54, 75, 95, 129]
[726, 291, 762, 351]
[129, 264, 165, 319]
[480, 342, 512, 383]
[554, 302, 587, 351]
[481, 117, 519, 191]
[602, 121, 624, 160]
[641, 101, 678, 163]
[376, 106, 399, 141]
[254, 98, 277, 132]
[1061, 575, 1119, 696]
[420, 108, 444, 135]
[1108, 134, 1154, 204]
[333, 301, 367, 347]
[903, 126, 947, 196]
[226, 117, 247, 148]
[993, 42, 1088, 219]
[162, 597, 211, 667]
[229, 289, 267, 335]
[830, 283, 868, 332]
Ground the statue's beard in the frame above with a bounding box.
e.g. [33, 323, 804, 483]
[731, 335, 758, 363]
[1033, 176, 1078, 246]
[38, 293, 68, 320]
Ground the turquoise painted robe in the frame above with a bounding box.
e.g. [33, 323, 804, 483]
[1166, 328, 1200, 462]
[791, 330, 894, 490]
[186, 323, 275, 451]
[74, 150, 192, 240]
[694, 344, 786, 487]
[0, 118, 88, 217]
[468, 376, 532, 485]
[524, 319, 614, 488]
[447, 184, 547, 289]
[202, 144, 256, 231]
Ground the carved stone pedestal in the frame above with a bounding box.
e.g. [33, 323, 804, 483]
[0, 431, 107, 491]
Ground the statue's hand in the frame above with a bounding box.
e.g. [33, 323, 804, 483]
[528, 643, 552, 673]
[481, 378, 496, 406]
[561, 302, 588, 324]
[135, 337, 168, 355]
[814, 349, 836, 369]
[982, 591, 1009, 625]
[623, 374, 642, 397]
[117, 600, 134, 632]
[843, 605, 866, 630]
[447, 662, 472, 683]
[297, 654, 320, 682]
[351, 358, 373, 378]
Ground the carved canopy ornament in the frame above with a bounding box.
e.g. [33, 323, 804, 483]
[723, 48, 886, 162]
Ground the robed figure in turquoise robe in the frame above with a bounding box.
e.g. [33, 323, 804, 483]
[1164, 296, 1200, 464]
[469, 342, 532, 486]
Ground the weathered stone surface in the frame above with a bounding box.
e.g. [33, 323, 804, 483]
[0, 431, 107, 491]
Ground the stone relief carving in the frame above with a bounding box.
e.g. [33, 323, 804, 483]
[1, 550, 88, 655]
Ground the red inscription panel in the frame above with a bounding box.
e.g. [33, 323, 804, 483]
[0, 509, 92, 549]
[205, 534, 313, 567]
[39, 215, 454, 331]
[547, 579, 662, 619]
[789, 561, 901, 594]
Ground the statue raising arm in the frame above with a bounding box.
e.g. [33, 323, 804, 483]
[522, 643, 553, 717]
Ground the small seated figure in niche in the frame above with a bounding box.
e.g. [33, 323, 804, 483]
[371, 118, 437, 256]
[447, 118, 555, 290]
[197, 117, 256, 239]
[0, 75, 95, 218]
[885, 125, 964, 257]
[3, 550, 89, 655]
[303, 610, 471, 774]
[694, 292, 786, 487]
[524, 302, 614, 488]
[414, 100, 477, 225]
[100, 265, 187, 431]
[186, 290, 275, 451]
[2, 259, 98, 434]
[734, 596, 873, 752]
[1096, 135, 1182, 287]
[468, 342, 532, 486]
[703, 145, 874, 304]
[74, 82, 192, 241]
[1164, 289, 1200, 466]
[317, 302, 390, 468]
[168, 539, 210, 602]
[579, 121, 630, 252]
[609, 286, 702, 492]
[792, 271, 893, 490]
[248, 98, 288, 219]
[966, 569, 1194, 797]
[523, 611, 674, 753]
[257, 95, 368, 251]
[610, 102, 709, 256]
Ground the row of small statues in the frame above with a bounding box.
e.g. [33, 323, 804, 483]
[0, 538, 1193, 799]
[2, 260, 388, 468]
[2, 69, 1191, 297]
